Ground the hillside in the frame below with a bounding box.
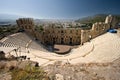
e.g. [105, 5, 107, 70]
[75, 14, 120, 25]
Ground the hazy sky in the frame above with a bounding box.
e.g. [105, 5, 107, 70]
[0, 0, 120, 19]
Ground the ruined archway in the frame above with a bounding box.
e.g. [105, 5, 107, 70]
[69, 38, 72, 45]
[61, 38, 64, 44]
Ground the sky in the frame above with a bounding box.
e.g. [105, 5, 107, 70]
[0, 0, 120, 19]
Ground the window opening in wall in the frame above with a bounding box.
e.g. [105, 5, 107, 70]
[53, 38, 55, 44]
[69, 38, 72, 44]
[61, 30, 63, 33]
[61, 38, 64, 44]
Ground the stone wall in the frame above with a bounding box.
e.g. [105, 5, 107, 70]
[43, 28, 81, 45]
[90, 22, 110, 38]
[16, 15, 118, 46]
[81, 30, 90, 45]
[16, 18, 36, 38]
[80, 15, 117, 44]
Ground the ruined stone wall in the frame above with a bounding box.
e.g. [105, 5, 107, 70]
[43, 28, 81, 45]
[81, 30, 90, 45]
[16, 18, 36, 37]
[111, 16, 119, 29]
[16, 15, 118, 46]
[80, 15, 112, 44]
[90, 22, 110, 38]
[105, 15, 119, 29]
[105, 15, 113, 24]
[34, 31, 44, 43]
[16, 18, 34, 30]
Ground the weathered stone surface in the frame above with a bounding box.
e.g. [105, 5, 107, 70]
[44, 60, 120, 80]
[16, 15, 118, 45]
[55, 74, 64, 80]
[0, 72, 11, 80]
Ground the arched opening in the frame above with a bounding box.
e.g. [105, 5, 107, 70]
[61, 38, 64, 44]
[45, 41, 49, 45]
[53, 38, 55, 44]
[69, 38, 72, 45]
[61, 30, 63, 33]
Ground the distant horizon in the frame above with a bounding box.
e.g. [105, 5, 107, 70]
[0, 13, 120, 20]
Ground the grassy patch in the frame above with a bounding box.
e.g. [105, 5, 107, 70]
[11, 65, 49, 80]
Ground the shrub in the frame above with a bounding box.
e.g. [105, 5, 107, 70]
[11, 65, 49, 80]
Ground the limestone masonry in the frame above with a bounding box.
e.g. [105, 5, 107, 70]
[16, 15, 118, 45]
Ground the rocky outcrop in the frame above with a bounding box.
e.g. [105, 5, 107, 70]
[55, 74, 64, 80]
[44, 60, 120, 80]
[0, 60, 40, 80]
